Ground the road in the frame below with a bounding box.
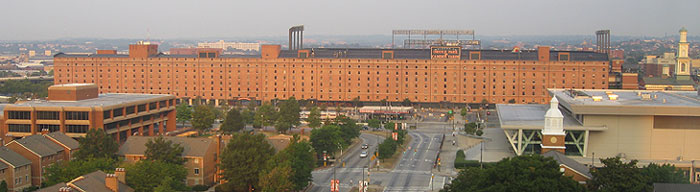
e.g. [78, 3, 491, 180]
[311, 122, 451, 192]
[311, 133, 384, 191]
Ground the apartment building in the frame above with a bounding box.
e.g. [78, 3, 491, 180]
[118, 136, 217, 186]
[0, 146, 32, 192]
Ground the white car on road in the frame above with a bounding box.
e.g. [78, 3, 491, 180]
[360, 151, 368, 158]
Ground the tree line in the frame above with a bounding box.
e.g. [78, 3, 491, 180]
[443, 154, 689, 192]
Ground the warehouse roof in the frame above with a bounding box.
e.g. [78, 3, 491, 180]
[56, 48, 608, 61]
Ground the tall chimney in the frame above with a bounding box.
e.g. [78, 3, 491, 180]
[115, 168, 126, 184]
[105, 173, 119, 192]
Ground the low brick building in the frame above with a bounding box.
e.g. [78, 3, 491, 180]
[38, 168, 133, 192]
[1, 83, 176, 144]
[5, 134, 66, 186]
[0, 146, 32, 192]
[117, 136, 217, 186]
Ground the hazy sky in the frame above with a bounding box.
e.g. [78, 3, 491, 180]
[1, 0, 698, 40]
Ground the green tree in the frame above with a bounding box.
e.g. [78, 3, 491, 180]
[258, 163, 294, 192]
[402, 98, 412, 106]
[643, 163, 689, 185]
[0, 79, 52, 98]
[43, 158, 118, 187]
[125, 160, 188, 192]
[253, 102, 277, 128]
[0, 180, 6, 192]
[241, 108, 255, 125]
[275, 97, 301, 133]
[464, 122, 478, 135]
[385, 121, 396, 130]
[284, 135, 316, 190]
[442, 154, 584, 192]
[336, 115, 360, 145]
[460, 107, 467, 117]
[176, 102, 192, 126]
[368, 118, 381, 130]
[310, 125, 343, 157]
[307, 106, 322, 129]
[221, 108, 244, 133]
[377, 137, 397, 159]
[74, 129, 119, 160]
[192, 105, 215, 134]
[589, 157, 650, 192]
[219, 133, 275, 191]
[153, 176, 177, 192]
[145, 137, 185, 165]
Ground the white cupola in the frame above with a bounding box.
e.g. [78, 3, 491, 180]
[543, 96, 565, 135]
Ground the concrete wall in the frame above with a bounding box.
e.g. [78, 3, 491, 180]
[585, 115, 700, 161]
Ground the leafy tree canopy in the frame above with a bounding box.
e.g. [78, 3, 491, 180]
[145, 136, 185, 165]
[74, 129, 119, 160]
[310, 125, 343, 157]
[589, 157, 650, 192]
[275, 97, 301, 133]
[192, 105, 215, 133]
[176, 102, 192, 126]
[307, 106, 322, 129]
[125, 160, 188, 192]
[443, 154, 584, 192]
[221, 108, 245, 134]
[368, 118, 381, 129]
[218, 133, 275, 191]
[44, 158, 118, 187]
[643, 163, 689, 185]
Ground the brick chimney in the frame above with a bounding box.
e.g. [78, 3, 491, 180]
[41, 128, 49, 135]
[538, 46, 550, 62]
[105, 173, 119, 192]
[115, 168, 126, 184]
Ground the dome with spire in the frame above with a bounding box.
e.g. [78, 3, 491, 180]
[543, 96, 565, 135]
[680, 27, 687, 33]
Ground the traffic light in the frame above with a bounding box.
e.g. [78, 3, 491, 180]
[448, 110, 453, 115]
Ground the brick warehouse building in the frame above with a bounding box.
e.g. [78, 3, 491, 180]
[1, 83, 176, 143]
[53, 42, 609, 105]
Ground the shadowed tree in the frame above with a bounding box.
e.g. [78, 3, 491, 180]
[588, 157, 650, 192]
[145, 136, 185, 165]
[442, 154, 584, 192]
[307, 106, 322, 129]
[74, 129, 119, 160]
[192, 105, 215, 134]
[219, 133, 275, 191]
[221, 108, 244, 133]
[176, 102, 192, 126]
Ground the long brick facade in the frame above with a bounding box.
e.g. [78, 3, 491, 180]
[53, 43, 609, 105]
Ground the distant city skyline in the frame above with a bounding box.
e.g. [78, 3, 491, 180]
[1, 0, 699, 41]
